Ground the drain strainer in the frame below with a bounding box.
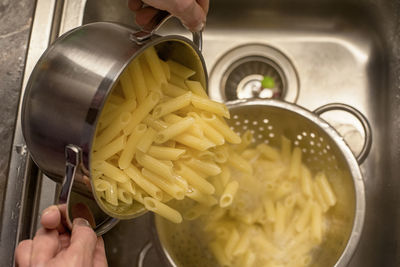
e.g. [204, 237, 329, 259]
[208, 44, 299, 103]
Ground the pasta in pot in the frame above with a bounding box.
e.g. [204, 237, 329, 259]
[91, 45, 241, 224]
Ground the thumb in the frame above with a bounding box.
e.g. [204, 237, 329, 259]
[66, 218, 98, 266]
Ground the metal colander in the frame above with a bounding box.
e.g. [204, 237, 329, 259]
[151, 99, 371, 267]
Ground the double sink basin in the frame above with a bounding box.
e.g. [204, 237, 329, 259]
[1, 0, 399, 266]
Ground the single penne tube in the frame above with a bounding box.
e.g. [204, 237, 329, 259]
[155, 117, 195, 143]
[92, 134, 126, 161]
[117, 188, 133, 204]
[185, 158, 222, 176]
[275, 181, 293, 199]
[102, 102, 118, 115]
[200, 112, 241, 144]
[264, 198, 276, 222]
[141, 168, 185, 200]
[209, 241, 230, 267]
[191, 94, 230, 119]
[161, 83, 187, 97]
[166, 59, 196, 79]
[219, 180, 239, 208]
[124, 164, 163, 200]
[212, 146, 229, 163]
[288, 147, 302, 180]
[143, 46, 167, 85]
[108, 94, 125, 105]
[315, 172, 337, 207]
[188, 112, 225, 145]
[136, 127, 157, 152]
[92, 161, 129, 183]
[152, 91, 192, 118]
[185, 80, 208, 98]
[169, 72, 187, 89]
[147, 146, 185, 160]
[119, 69, 136, 99]
[143, 197, 182, 223]
[160, 59, 171, 80]
[274, 202, 286, 236]
[235, 130, 253, 152]
[95, 111, 131, 149]
[143, 115, 168, 131]
[124, 91, 161, 134]
[102, 176, 118, 206]
[135, 151, 176, 182]
[186, 187, 218, 206]
[256, 143, 280, 161]
[295, 200, 313, 233]
[228, 151, 253, 174]
[98, 98, 137, 131]
[164, 113, 204, 138]
[93, 178, 111, 192]
[118, 180, 136, 195]
[132, 188, 145, 204]
[140, 56, 161, 93]
[311, 202, 323, 243]
[174, 133, 215, 151]
[300, 165, 314, 198]
[128, 59, 147, 104]
[225, 227, 240, 260]
[118, 124, 147, 169]
[174, 162, 215, 195]
[312, 181, 329, 212]
[233, 228, 252, 256]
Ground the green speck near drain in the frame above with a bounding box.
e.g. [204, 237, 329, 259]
[261, 76, 275, 88]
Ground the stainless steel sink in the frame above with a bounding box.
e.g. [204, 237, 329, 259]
[1, 0, 400, 266]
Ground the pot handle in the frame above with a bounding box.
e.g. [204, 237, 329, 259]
[131, 10, 203, 51]
[137, 242, 154, 267]
[314, 103, 372, 165]
[57, 144, 119, 236]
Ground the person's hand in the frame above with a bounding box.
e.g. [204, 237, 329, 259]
[15, 204, 108, 267]
[128, 0, 209, 32]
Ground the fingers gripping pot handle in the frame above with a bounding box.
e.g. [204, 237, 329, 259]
[131, 10, 203, 51]
[314, 103, 372, 165]
[57, 145, 119, 236]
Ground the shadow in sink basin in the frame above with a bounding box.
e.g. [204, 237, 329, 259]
[82, 0, 395, 266]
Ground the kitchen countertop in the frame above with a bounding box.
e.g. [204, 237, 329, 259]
[0, 0, 35, 214]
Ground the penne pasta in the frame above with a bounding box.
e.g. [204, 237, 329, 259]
[118, 124, 147, 169]
[219, 180, 239, 208]
[124, 91, 161, 134]
[174, 162, 215, 195]
[128, 59, 147, 104]
[161, 82, 187, 97]
[191, 94, 230, 119]
[124, 164, 163, 200]
[148, 146, 185, 160]
[185, 80, 208, 98]
[152, 91, 192, 118]
[200, 112, 241, 144]
[141, 168, 185, 200]
[166, 59, 196, 79]
[144, 197, 182, 223]
[155, 117, 195, 143]
[143, 46, 167, 86]
[136, 127, 157, 153]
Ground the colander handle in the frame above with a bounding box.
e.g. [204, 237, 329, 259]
[314, 103, 372, 165]
[57, 145, 119, 236]
[131, 10, 203, 51]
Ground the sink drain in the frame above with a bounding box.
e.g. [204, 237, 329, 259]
[208, 44, 299, 103]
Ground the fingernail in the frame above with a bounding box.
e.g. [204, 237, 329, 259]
[73, 218, 91, 227]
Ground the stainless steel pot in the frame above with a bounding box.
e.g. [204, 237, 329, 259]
[144, 99, 371, 267]
[22, 17, 206, 234]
